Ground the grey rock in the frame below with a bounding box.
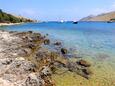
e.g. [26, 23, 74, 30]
[24, 73, 44, 86]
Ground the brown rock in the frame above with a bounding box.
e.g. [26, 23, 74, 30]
[77, 60, 91, 67]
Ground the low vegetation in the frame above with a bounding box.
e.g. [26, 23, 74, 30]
[110, 18, 115, 21]
[0, 9, 34, 23]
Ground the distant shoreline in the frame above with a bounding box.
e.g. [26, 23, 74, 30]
[0, 22, 24, 26]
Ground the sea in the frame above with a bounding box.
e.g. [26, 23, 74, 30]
[0, 21, 115, 85]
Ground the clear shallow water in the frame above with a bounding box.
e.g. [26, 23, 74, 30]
[1, 22, 115, 59]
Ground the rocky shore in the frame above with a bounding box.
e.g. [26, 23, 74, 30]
[0, 30, 92, 86]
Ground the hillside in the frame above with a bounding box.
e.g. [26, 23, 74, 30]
[80, 11, 115, 22]
[0, 9, 35, 23]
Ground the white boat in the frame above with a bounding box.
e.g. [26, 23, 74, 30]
[60, 20, 64, 23]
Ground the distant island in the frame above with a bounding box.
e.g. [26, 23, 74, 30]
[0, 9, 36, 26]
[80, 11, 115, 22]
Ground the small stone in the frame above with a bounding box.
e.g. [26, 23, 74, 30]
[46, 33, 49, 36]
[61, 48, 68, 54]
[54, 42, 61, 46]
[28, 31, 33, 34]
[44, 39, 50, 45]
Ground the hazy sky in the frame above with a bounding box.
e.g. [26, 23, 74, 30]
[0, 0, 115, 21]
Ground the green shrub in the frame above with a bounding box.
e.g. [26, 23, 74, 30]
[0, 9, 33, 23]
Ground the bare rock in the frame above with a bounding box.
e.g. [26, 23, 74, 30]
[24, 73, 44, 86]
[40, 66, 52, 76]
[66, 61, 92, 79]
[6, 60, 36, 75]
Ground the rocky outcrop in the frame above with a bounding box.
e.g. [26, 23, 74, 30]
[0, 30, 54, 86]
[0, 30, 92, 86]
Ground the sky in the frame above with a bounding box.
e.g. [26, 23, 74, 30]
[0, 0, 115, 21]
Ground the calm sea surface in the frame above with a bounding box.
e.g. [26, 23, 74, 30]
[1, 22, 115, 59]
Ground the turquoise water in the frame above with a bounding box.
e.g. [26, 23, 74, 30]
[1, 22, 115, 59]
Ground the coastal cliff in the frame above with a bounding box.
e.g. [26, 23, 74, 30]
[80, 11, 115, 22]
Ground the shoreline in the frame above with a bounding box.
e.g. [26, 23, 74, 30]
[0, 30, 92, 86]
[0, 22, 24, 26]
[0, 29, 114, 86]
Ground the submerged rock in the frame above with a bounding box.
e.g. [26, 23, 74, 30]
[28, 31, 33, 34]
[54, 42, 61, 46]
[44, 39, 50, 45]
[77, 60, 91, 67]
[66, 61, 92, 79]
[61, 48, 68, 54]
[46, 33, 49, 36]
[81, 68, 92, 75]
